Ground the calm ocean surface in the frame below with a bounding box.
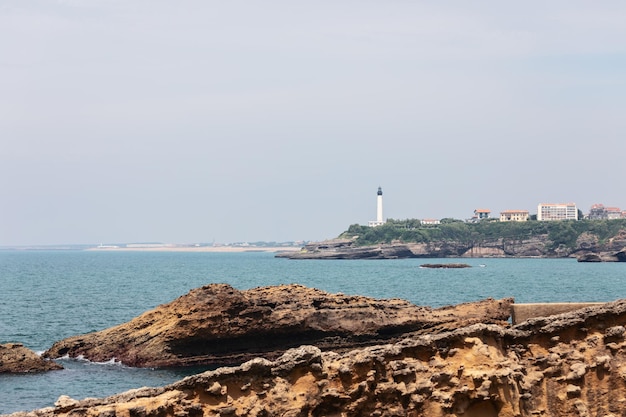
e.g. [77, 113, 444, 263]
[1, 250, 625, 414]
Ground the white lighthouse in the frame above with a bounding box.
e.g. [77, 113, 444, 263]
[368, 186, 385, 227]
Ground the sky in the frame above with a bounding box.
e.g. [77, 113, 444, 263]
[2, 1, 626, 246]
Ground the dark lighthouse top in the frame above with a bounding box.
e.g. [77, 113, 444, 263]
[377, 187, 383, 196]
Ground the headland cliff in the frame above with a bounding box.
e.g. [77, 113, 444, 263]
[278, 219, 626, 260]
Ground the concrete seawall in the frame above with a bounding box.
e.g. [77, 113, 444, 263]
[511, 302, 606, 325]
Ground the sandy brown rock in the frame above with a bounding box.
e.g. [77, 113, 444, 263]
[0, 343, 62, 373]
[14, 299, 626, 417]
[43, 284, 512, 368]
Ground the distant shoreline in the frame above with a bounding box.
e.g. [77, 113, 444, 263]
[85, 246, 302, 253]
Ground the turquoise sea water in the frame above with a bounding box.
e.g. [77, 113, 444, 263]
[1, 250, 625, 414]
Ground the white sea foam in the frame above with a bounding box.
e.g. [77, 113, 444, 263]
[96, 357, 124, 366]
[57, 354, 126, 367]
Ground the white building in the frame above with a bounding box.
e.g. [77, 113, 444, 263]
[368, 187, 386, 227]
[537, 203, 578, 221]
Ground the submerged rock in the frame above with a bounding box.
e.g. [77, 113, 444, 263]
[14, 299, 626, 417]
[420, 263, 471, 268]
[0, 343, 62, 373]
[44, 283, 512, 368]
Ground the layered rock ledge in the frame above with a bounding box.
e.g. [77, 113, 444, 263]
[577, 249, 626, 262]
[12, 300, 626, 417]
[0, 343, 62, 373]
[275, 238, 551, 260]
[43, 284, 512, 368]
[278, 236, 626, 260]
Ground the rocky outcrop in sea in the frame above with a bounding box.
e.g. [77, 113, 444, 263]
[43, 284, 512, 368]
[11, 300, 626, 417]
[0, 343, 62, 373]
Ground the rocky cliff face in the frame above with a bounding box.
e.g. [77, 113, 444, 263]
[279, 235, 626, 260]
[576, 230, 626, 262]
[43, 284, 512, 368]
[13, 300, 626, 417]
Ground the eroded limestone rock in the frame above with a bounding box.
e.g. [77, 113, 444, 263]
[43, 284, 512, 368]
[12, 299, 626, 417]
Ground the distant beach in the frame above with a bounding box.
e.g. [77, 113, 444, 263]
[86, 245, 302, 253]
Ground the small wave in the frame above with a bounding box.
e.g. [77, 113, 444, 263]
[58, 354, 126, 367]
[96, 357, 124, 366]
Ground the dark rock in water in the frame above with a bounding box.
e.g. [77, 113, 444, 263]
[0, 343, 62, 373]
[43, 283, 512, 368]
[420, 263, 471, 268]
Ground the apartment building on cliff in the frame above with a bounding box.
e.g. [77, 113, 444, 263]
[588, 204, 625, 220]
[500, 210, 529, 222]
[537, 203, 578, 221]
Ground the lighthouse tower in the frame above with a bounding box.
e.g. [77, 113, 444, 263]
[368, 186, 385, 227]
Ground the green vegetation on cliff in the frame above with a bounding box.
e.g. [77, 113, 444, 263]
[341, 219, 626, 249]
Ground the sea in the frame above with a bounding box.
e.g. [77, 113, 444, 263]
[1, 250, 625, 414]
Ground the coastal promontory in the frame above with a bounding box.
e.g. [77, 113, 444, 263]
[277, 219, 626, 259]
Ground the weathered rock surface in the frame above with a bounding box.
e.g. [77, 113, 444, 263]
[275, 239, 419, 259]
[577, 249, 626, 262]
[13, 300, 626, 417]
[575, 231, 626, 261]
[277, 237, 553, 260]
[44, 284, 512, 368]
[0, 343, 62, 373]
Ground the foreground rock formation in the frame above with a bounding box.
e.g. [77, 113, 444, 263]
[0, 343, 62, 373]
[43, 284, 512, 368]
[13, 300, 626, 417]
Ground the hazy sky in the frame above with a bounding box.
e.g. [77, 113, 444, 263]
[2, 1, 626, 246]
